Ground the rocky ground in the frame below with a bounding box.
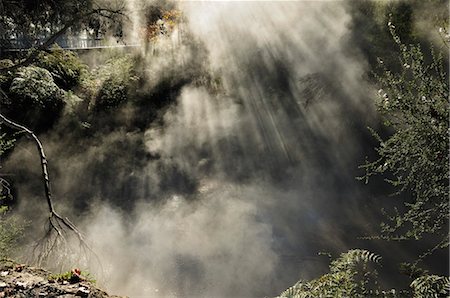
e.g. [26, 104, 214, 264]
[0, 259, 125, 298]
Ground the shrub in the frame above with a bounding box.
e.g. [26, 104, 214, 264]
[8, 66, 65, 129]
[35, 46, 88, 90]
[82, 55, 138, 112]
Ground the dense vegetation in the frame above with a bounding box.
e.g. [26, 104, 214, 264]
[362, 24, 449, 258]
[277, 250, 449, 298]
[0, 0, 448, 296]
[276, 1, 449, 296]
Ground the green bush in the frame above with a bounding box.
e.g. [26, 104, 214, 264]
[35, 47, 88, 90]
[8, 66, 65, 129]
[82, 55, 138, 112]
[62, 90, 84, 115]
[95, 76, 129, 111]
[10, 66, 64, 109]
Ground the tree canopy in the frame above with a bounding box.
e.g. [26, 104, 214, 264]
[0, 0, 124, 44]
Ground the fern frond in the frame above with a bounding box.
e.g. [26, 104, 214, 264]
[331, 249, 382, 273]
[411, 275, 450, 298]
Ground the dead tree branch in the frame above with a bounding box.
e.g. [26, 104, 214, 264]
[0, 88, 95, 266]
[0, 111, 87, 231]
[0, 112, 55, 214]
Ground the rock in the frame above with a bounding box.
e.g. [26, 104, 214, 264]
[0, 259, 126, 297]
[77, 286, 90, 297]
[15, 281, 28, 289]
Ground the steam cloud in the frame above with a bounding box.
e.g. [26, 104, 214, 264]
[4, 1, 424, 297]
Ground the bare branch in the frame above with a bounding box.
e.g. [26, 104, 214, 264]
[0, 88, 97, 265]
[0, 109, 55, 214]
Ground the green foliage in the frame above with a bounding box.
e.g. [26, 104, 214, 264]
[35, 47, 88, 90]
[347, 0, 415, 70]
[0, 207, 25, 259]
[410, 275, 450, 298]
[82, 55, 138, 112]
[359, 22, 449, 255]
[49, 269, 96, 284]
[9, 66, 64, 109]
[277, 249, 449, 298]
[0, 128, 16, 202]
[48, 270, 74, 282]
[0, 132, 15, 157]
[330, 249, 382, 273]
[0, 130, 23, 259]
[62, 90, 84, 115]
[347, 0, 448, 71]
[0, 134, 14, 208]
[0, 60, 15, 86]
[0, 1, 94, 40]
[7, 66, 65, 129]
[0, 0, 125, 49]
[277, 249, 384, 298]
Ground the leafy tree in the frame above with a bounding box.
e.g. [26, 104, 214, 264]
[0, 0, 125, 72]
[360, 22, 449, 263]
[0, 0, 125, 46]
[279, 13, 448, 298]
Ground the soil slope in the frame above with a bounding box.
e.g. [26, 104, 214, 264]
[0, 259, 125, 298]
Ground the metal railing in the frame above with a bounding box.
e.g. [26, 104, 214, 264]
[0, 36, 106, 51]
